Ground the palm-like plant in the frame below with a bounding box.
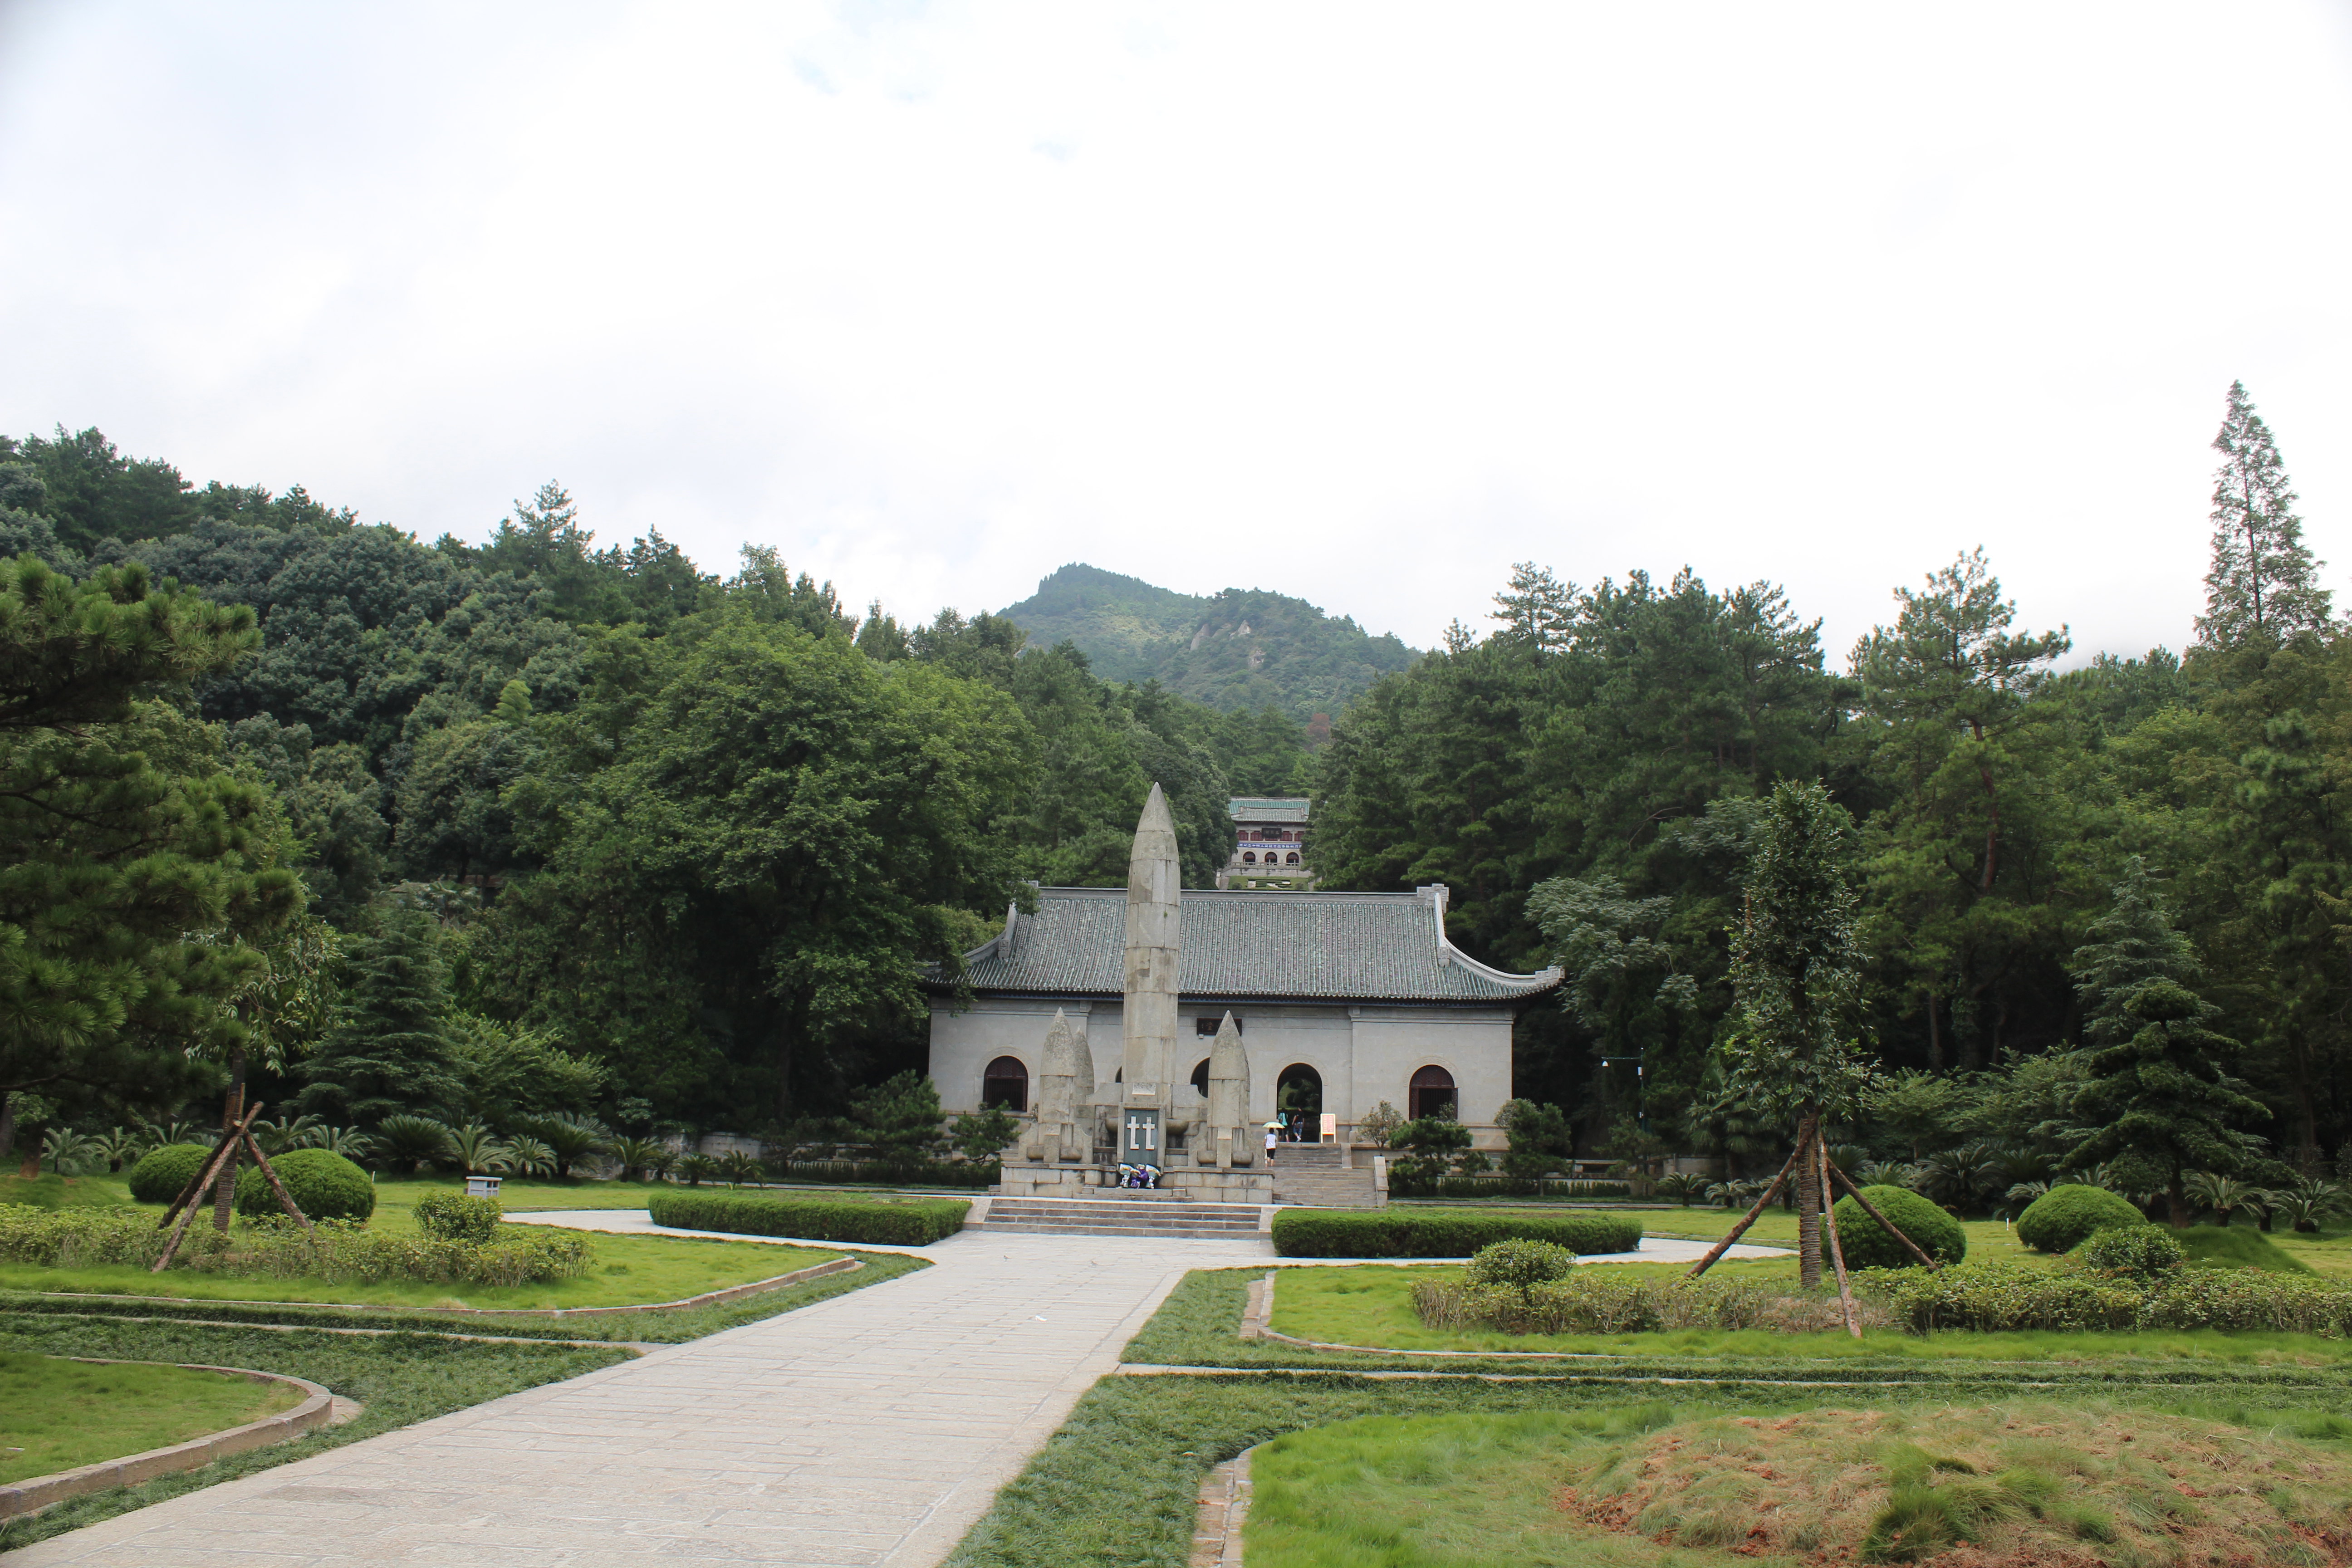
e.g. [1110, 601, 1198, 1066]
[1854, 1161, 1923, 1191]
[2185, 1170, 2275, 1227]
[1922, 1141, 2007, 1214]
[717, 1150, 763, 1188]
[250, 1113, 324, 1156]
[1705, 1178, 1764, 1210]
[446, 1123, 511, 1176]
[1651, 1171, 1708, 1206]
[373, 1115, 457, 1176]
[142, 1119, 208, 1147]
[39, 1128, 100, 1175]
[674, 1153, 719, 1187]
[609, 1137, 672, 1183]
[510, 1113, 610, 1180]
[89, 1127, 148, 1172]
[305, 1125, 377, 1160]
[2004, 1180, 2051, 1208]
[500, 1136, 557, 1178]
[2275, 1193, 2339, 1235]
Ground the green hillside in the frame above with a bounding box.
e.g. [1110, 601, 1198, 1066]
[996, 563, 1419, 723]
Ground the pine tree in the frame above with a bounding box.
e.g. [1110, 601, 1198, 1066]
[2064, 859, 2266, 1225]
[297, 907, 457, 1124]
[2195, 382, 2329, 647]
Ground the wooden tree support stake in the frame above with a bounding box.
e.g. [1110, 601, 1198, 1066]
[240, 1132, 313, 1231]
[1686, 1144, 1803, 1280]
[1818, 1136, 1861, 1338]
[152, 1103, 265, 1273]
[1824, 1158, 1942, 1272]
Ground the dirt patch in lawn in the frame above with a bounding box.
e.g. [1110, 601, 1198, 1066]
[1564, 1403, 2352, 1564]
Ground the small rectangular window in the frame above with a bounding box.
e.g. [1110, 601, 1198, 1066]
[1196, 1015, 1243, 1035]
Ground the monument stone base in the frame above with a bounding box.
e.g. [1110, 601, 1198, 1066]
[995, 1162, 1271, 1204]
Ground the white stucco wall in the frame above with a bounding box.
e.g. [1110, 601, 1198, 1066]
[928, 996, 1517, 1142]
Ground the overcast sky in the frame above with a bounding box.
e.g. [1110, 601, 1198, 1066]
[2, 2, 2347, 665]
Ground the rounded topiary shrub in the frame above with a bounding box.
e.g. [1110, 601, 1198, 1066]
[2016, 1184, 2146, 1254]
[1466, 1237, 1578, 1295]
[412, 1189, 502, 1244]
[127, 1143, 214, 1205]
[234, 1149, 376, 1224]
[2075, 1223, 2184, 1279]
[1828, 1185, 1966, 1269]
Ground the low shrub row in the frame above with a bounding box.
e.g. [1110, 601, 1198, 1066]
[1412, 1272, 1889, 1336]
[1862, 1261, 2352, 1336]
[647, 1191, 970, 1245]
[764, 1160, 999, 1190]
[1271, 1209, 1645, 1258]
[0, 1205, 592, 1287]
[1390, 1176, 1635, 1199]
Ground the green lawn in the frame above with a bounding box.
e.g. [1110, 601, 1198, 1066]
[0, 1350, 300, 1485]
[1267, 1262, 2352, 1367]
[0, 1173, 134, 1210]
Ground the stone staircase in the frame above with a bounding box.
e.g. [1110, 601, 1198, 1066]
[980, 1194, 1269, 1240]
[1269, 1144, 1383, 1209]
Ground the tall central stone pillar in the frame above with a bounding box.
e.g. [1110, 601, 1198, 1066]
[1122, 783, 1181, 1113]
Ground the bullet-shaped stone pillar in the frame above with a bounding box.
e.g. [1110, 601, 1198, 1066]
[1122, 782, 1182, 1105]
[1204, 1010, 1250, 1169]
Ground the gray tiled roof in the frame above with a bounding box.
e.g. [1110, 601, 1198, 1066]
[1228, 797, 1310, 824]
[943, 887, 1563, 1004]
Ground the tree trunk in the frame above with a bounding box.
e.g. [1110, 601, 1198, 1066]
[1926, 994, 1943, 1072]
[214, 1051, 246, 1233]
[2166, 1175, 2188, 1229]
[1794, 1113, 1822, 1289]
[0, 1093, 14, 1175]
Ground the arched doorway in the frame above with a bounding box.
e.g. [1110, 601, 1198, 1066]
[981, 1056, 1029, 1113]
[1409, 1064, 1456, 1121]
[1190, 1058, 1211, 1096]
[1276, 1063, 1322, 1141]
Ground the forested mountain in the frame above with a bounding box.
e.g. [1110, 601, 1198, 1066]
[997, 562, 1417, 728]
[6, 383, 2350, 1217]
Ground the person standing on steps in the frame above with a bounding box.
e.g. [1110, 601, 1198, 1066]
[1264, 1120, 1280, 1163]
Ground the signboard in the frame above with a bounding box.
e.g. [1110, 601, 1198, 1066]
[1319, 1113, 1337, 1143]
[1120, 1107, 1162, 1163]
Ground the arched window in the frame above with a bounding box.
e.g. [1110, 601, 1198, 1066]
[1190, 1058, 1210, 1095]
[1242, 851, 1257, 864]
[981, 1056, 1029, 1113]
[1285, 851, 1300, 865]
[1409, 1064, 1456, 1121]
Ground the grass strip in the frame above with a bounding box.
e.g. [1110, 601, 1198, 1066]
[0, 1315, 627, 1554]
[0, 1351, 301, 1486]
[0, 1248, 928, 1345]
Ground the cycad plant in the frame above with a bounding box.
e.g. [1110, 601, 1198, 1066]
[39, 1128, 99, 1175]
[509, 1114, 610, 1180]
[2184, 1170, 2274, 1227]
[1651, 1171, 1708, 1206]
[89, 1127, 148, 1172]
[306, 1125, 377, 1160]
[373, 1115, 456, 1176]
[250, 1114, 324, 1155]
[608, 1137, 672, 1183]
[1854, 1161, 1923, 1191]
[674, 1153, 719, 1186]
[1705, 1178, 1764, 1210]
[446, 1123, 511, 1176]
[717, 1150, 763, 1188]
[500, 1136, 557, 1178]
[142, 1119, 208, 1147]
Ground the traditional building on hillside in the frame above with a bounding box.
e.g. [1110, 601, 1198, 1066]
[926, 789, 1563, 1198]
[1220, 796, 1312, 888]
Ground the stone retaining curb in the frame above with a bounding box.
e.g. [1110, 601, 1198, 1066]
[1189, 1445, 1255, 1566]
[18, 1254, 858, 1321]
[0, 1360, 333, 1519]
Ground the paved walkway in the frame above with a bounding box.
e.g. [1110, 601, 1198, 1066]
[7, 1222, 1786, 1567]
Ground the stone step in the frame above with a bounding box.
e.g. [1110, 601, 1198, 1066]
[978, 1221, 1267, 1240]
[989, 1199, 1261, 1220]
[1269, 1145, 1348, 1169]
[987, 1210, 1261, 1230]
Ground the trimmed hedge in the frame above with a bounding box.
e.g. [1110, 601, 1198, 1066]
[1828, 1185, 1965, 1269]
[1271, 1209, 1644, 1259]
[1394, 1176, 1634, 1200]
[648, 1191, 969, 1245]
[2016, 1184, 2147, 1254]
[1864, 1259, 2352, 1337]
[127, 1143, 213, 1205]
[767, 1160, 999, 1190]
[412, 1189, 501, 1243]
[234, 1149, 376, 1225]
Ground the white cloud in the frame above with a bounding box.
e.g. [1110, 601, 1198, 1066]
[2, 0, 2347, 665]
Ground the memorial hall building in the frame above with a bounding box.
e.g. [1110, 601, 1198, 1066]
[925, 882, 1563, 1147]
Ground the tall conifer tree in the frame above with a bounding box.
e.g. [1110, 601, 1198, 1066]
[2195, 382, 2328, 647]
